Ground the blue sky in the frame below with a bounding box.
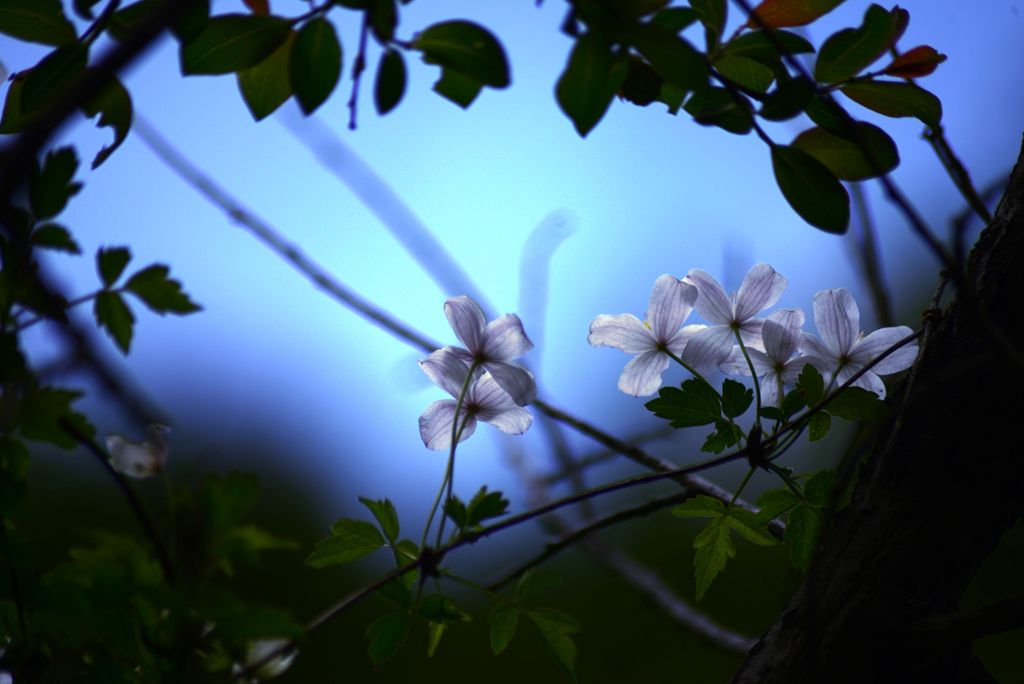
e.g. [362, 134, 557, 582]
[5, 0, 1023, 535]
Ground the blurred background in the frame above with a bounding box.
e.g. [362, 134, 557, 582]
[3, 0, 1023, 680]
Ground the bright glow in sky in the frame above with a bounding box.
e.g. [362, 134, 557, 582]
[4, 1, 1023, 530]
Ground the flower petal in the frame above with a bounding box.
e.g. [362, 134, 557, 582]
[738, 318, 766, 351]
[419, 347, 472, 398]
[666, 323, 705, 356]
[761, 370, 785, 408]
[419, 400, 476, 450]
[484, 360, 536, 406]
[481, 313, 533, 361]
[647, 275, 697, 343]
[837, 365, 887, 399]
[813, 288, 859, 356]
[588, 314, 656, 354]
[799, 332, 836, 368]
[469, 372, 517, 413]
[618, 349, 670, 397]
[780, 356, 828, 385]
[482, 406, 533, 435]
[685, 269, 733, 325]
[763, 308, 804, 364]
[680, 325, 735, 375]
[850, 326, 918, 375]
[720, 346, 773, 377]
[444, 295, 487, 353]
[734, 263, 787, 322]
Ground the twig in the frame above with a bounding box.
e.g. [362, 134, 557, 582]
[346, 15, 370, 130]
[848, 182, 894, 326]
[541, 426, 674, 486]
[951, 174, 1007, 266]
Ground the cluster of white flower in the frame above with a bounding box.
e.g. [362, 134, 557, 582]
[418, 296, 535, 450]
[588, 263, 919, 405]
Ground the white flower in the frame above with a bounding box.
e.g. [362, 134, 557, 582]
[443, 295, 535, 406]
[418, 348, 533, 450]
[104, 423, 170, 478]
[799, 288, 918, 399]
[587, 274, 702, 397]
[681, 263, 788, 374]
[721, 308, 825, 407]
[232, 639, 296, 682]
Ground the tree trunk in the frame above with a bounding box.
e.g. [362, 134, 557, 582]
[731, 137, 1024, 684]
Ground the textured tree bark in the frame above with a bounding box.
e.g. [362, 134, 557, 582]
[731, 137, 1024, 684]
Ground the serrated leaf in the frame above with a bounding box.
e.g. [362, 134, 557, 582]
[290, 18, 342, 115]
[771, 144, 850, 234]
[374, 49, 406, 115]
[18, 388, 95, 449]
[30, 147, 81, 221]
[418, 594, 465, 623]
[31, 224, 80, 253]
[489, 603, 519, 655]
[725, 508, 778, 546]
[825, 385, 886, 421]
[814, 4, 905, 84]
[804, 469, 835, 507]
[444, 496, 469, 530]
[0, 0, 77, 46]
[432, 67, 483, 108]
[645, 379, 722, 427]
[96, 246, 131, 287]
[745, 0, 845, 29]
[124, 264, 202, 314]
[94, 291, 135, 353]
[721, 379, 754, 418]
[376, 577, 413, 608]
[366, 613, 410, 667]
[415, 20, 509, 88]
[693, 516, 734, 600]
[555, 32, 627, 137]
[841, 81, 942, 128]
[701, 420, 743, 454]
[80, 75, 133, 169]
[466, 486, 509, 527]
[672, 494, 726, 519]
[237, 32, 294, 121]
[527, 609, 580, 675]
[426, 621, 446, 657]
[791, 122, 898, 181]
[808, 411, 831, 441]
[755, 487, 800, 524]
[795, 363, 824, 405]
[360, 497, 400, 542]
[180, 14, 291, 75]
[884, 45, 946, 78]
[515, 569, 562, 599]
[627, 22, 706, 91]
[714, 55, 774, 93]
[784, 504, 822, 572]
[305, 519, 384, 569]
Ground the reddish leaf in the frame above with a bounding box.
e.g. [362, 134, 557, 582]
[243, 0, 268, 16]
[744, 0, 844, 29]
[884, 45, 947, 78]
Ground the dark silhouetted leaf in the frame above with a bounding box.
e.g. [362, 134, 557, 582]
[30, 147, 81, 220]
[759, 76, 815, 120]
[724, 29, 815, 63]
[785, 504, 821, 571]
[0, 0, 76, 45]
[18, 388, 95, 448]
[20, 45, 88, 115]
[31, 224, 80, 253]
[792, 122, 899, 180]
[628, 23, 706, 91]
[291, 18, 342, 114]
[645, 379, 722, 427]
[433, 68, 483, 108]
[884, 45, 946, 78]
[771, 145, 850, 233]
[489, 603, 519, 655]
[359, 497, 399, 542]
[556, 32, 627, 136]
[96, 246, 131, 287]
[721, 379, 754, 418]
[650, 6, 698, 33]
[415, 20, 510, 88]
[374, 49, 406, 115]
[94, 291, 135, 353]
[808, 411, 831, 441]
[366, 613, 410, 666]
[714, 54, 774, 93]
[745, 0, 844, 29]
[124, 264, 202, 314]
[180, 14, 290, 75]
[841, 81, 942, 128]
[237, 32, 294, 121]
[814, 4, 906, 84]
[306, 519, 385, 569]
[80, 75, 133, 168]
[796, 363, 824, 405]
[527, 608, 580, 675]
[684, 86, 753, 134]
[825, 386, 886, 421]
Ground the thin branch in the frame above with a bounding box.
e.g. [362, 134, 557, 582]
[848, 182, 894, 326]
[541, 426, 674, 486]
[346, 15, 370, 130]
[924, 125, 994, 228]
[951, 174, 1007, 266]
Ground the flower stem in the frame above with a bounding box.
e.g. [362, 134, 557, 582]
[727, 465, 757, 509]
[664, 349, 712, 389]
[733, 330, 762, 422]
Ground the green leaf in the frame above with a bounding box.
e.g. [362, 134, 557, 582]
[172, 0, 210, 42]
[80, 75, 133, 169]
[792, 122, 899, 181]
[804, 469, 835, 507]
[180, 14, 291, 75]
[18, 388, 95, 449]
[785, 504, 822, 572]
[0, 78, 46, 134]
[723, 29, 815, 63]
[825, 386, 886, 421]
[418, 594, 466, 623]
[426, 621, 446, 657]
[237, 32, 294, 121]
[444, 496, 469, 530]
[527, 608, 580, 675]
[0, 439, 30, 515]
[359, 497, 399, 543]
[415, 20, 510, 88]
[20, 45, 89, 115]
[755, 487, 799, 524]
[366, 613, 410, 667]
[32, 224, 80, 254]
[0, 0, 76, 45]
[795, 363, 824, 405]
[645, 378, 721, 427]
[627, 23, 706, 91]
[759, 76, 815, 121]
[96, 246, 132, 287]
[714, 55, 774, 93]
[30, 146, 81, 220]
[374, 49, 406, 115]
[94, 291, 135, 354]
[651, 7, 699, 33]
[376, 577, 413, 608]
[466, 486, 509, 528]
[808, 411, 831, 441]
[780, 386, 807, 417]
[368, 0, 397, 43]
[721, 379, 754, 418]
[124, 264, 202, 314]
[305, 519, 385, 569]
[841, 81, 942, 128]
[432, 67, 483, 108]
[672, 494, 725, 520]
[393, 539, 419, 563]
[684, 86, 753, 134]
[693, 516, 734, 600]
[745, 0, 845, 29]
[701, 422, 741, 454]
[620, 56, 662, 107]
[814, 4, 905, 84]
[725, 508, 778, 546]
[690, 0, 727, 48]
[290, 18, 342, 115]
[489, 603, 520, 655]
[555, 32, 627, 137]
[203, 472, 260, 534]
[771, 144, 850, 234]
[804, 94, 858, 139]
[515, 570, 562, 600]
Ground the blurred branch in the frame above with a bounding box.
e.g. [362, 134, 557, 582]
[541, 426, 674, 486]
[951, 174, 1008, 266]
[848, 183, 894, 327]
